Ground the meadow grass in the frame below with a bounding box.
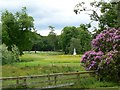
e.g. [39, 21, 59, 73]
[2, 51, 84, 77]
[2, 51, 120, 89]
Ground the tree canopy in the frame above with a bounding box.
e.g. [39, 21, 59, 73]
[2, 7, 35, 55]
[74, 1, 119, 35]
[61, 25, 92, 54]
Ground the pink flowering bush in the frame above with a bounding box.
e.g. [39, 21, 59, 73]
[81, 28, 120, 82]
[92, 28, 120, 52]
[81, 51, 103, 70]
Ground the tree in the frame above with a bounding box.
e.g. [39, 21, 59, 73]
[17, 7, 34, 31]
[61, 25, 92, 54]
[48, 26, 58, 51]
[31, 32, 42, 53]
[57, 35, 62, 51]
[2, 10, 18, 51]
[74, 1, 118, 35]
[16, 7, 34, 54]
[111, 0, 120, 27]
[41, 36, 52, 51]
[77, 26, 92, 53]
[69, 38, 81, 54]
[2, 7, 35, 55]
[61, 26, 78, 54]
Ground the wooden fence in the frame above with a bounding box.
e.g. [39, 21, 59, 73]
[0, 71, 94, 89]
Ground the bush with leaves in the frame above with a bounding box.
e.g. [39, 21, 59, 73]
[1, 44, 19, 65]
[81, 28, 120, 82]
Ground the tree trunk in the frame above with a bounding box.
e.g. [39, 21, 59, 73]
[35, 47, 36, 53]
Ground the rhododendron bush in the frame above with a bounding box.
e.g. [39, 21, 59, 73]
[81, 28, 120, 82]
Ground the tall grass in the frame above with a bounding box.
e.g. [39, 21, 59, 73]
[69, 77, 120, 88]
[2, 52, 83, 77]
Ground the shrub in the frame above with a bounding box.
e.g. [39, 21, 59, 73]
[81, 28, 120, 82]
[81, 50, 103, 70]
[1, 44, 19, 65]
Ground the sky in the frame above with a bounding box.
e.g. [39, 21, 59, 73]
[0, 0, 100, 36]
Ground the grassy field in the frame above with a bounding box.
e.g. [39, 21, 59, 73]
[2, 51, 84, 77]
[2, 51, 120, 89]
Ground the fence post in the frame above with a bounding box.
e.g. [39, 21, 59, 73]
[23, 78, 27, 88]
[16, 78, 19, 85]
[54, 75, 57, 85]
[77, 73, 80, 83]
[48, 74, 51, 85]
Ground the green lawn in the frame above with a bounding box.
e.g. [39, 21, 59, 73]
[2, 51, 84, 77]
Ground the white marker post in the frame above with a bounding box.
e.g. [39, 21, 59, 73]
[73, 48, 76, 55]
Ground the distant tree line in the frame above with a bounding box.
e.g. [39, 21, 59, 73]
[31, 24, 92, 54]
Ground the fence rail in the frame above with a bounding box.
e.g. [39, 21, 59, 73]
[0, 71, 94, 89]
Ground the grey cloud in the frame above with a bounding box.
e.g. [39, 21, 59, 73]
[0, 0, 97, 35]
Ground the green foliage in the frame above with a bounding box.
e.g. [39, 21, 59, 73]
[38, 36, 53, 51]
[71, 77, 119, 88]
[61, 26, 79, 54]
[2, 10, 17, 51]
[69, 38, 81, 54]
[33, 29, 60, 52]
[98, 2, 117, 31]
[0, 22, 2, 44]
[74, 1, 119, 36]
[30, 26, 61, 52]
[48, 26, 58, 51]
[29, 32, 42, 53]
[1, 7, 35, 55]
[61, 25, 92, 54]
[77, 27, 92, 53]
[1, 44, 19, 65]
[17, 7, 34, 31]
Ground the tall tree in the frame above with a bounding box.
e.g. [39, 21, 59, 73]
[2, 7, 35, 55]
[77, 26, 92, 53]
[2, 10, 18, 51]
[61, 25, 92, 54]
[31, 32, 42, 53]
[61, 26, 78, 54]
[48, 26, 58, 51]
